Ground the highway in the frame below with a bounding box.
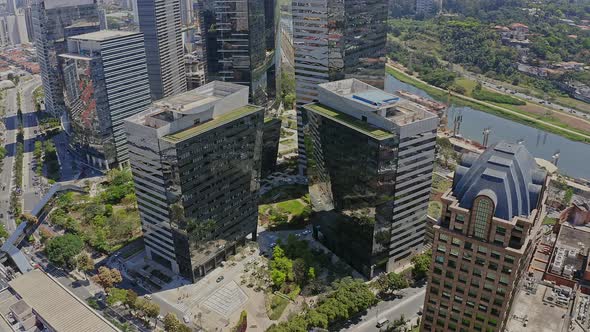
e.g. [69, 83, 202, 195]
[0, 88, 18, 232]
[19, 77, 43, 213]
[342, 286, 426, 332]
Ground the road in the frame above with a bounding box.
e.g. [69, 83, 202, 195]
[0, 88, 18, 232]
[342, 286, 426, 332]
[459, 69, 590, 122]
[19, 77, 43, 213]
[387, 64, 590, 142]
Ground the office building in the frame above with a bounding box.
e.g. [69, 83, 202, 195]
[60, 30, 151, 170]
[421, 142, 548, 332]
[203, 0, 277, 105]
[416, 0, 437, 15]
[32, 0, 99, 116]
[137, 0, 186, 100]
[261, 117, 281, 178]
[125, 81, 263, 281]
[292, 0, 388, 175]
[0, 11, 29, 46]
[305, 79, 438, 278]
[182, 0, 207, 89]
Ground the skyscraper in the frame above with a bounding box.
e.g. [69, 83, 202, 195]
[125, 81, 263, 281]
[60, 30, 152, 170]
[32, 0, 99, 116]
[137, 0, 186, 100]
[421, 142, 548, 332]
[292, 0, 388, 174]
[306, 79, 438, 278]
[202, 0, 277, 105]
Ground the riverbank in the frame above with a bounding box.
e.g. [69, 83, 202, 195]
[386, 64, 590, 144]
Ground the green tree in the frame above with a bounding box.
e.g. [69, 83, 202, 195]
[45, 234, 84, 268]
[76, 253, 94, 279]
[0, 224, 8, 239]
[106, 287, 128, 306]
[308, 267, 316, 280]
[292, 258, 307, 285]
[125, 290, 138, 309]
[388, 272, 409, 291]
[143, 300, 160, 325]
[163, 313, 180, 332]
[411, 250, 432, 280]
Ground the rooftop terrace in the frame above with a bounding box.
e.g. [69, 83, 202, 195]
[304, 103, 395, 140]
[69, 30, 139, 42]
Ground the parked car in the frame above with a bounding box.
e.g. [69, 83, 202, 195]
[183, 315, 190, 324]
[216, 276, 224, 283]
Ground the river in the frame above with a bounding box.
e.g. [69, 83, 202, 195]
[385, 75, 590, 180]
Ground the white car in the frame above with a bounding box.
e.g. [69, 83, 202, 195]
[183, 315, 190, 324]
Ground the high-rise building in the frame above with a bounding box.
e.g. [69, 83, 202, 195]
[202, 0, 277, 105]
[60, 30, 152, 170]
[32, 0, 99, 116]
[421, 142, 548, 332]
[292, 0, 388, 175]
[125, 81, 263, 281]
[305, 79, 438, 278]
[182, 0, 207, 90]
[137, 0, 186, 100]
[0, 11, 29, 46]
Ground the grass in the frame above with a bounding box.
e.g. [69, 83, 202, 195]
[455, 78, 478, 96]
[275, 199, 306, 216]
[428, 201, 442, 219]
[164, 105, 261, 141]
[305, 104, 394, 140]
[260, 184, 308, 204]
[386, 65, 590, 144]
[267, 294, 290, 320]
[432, 173, 452, 194]
[543, 216, 557, 225]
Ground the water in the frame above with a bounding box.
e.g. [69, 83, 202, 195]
[385, 75, 590, 180]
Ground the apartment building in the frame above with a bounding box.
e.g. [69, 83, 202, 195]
[305, 79, 438, 278]
[421, 142, 548, 332]
[124, 81, 263, 281]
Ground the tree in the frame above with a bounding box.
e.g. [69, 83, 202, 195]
[92, 266, 122, 291]
[234, 310, 247, 332]
[411, 250, 432, 280]
[125, 290, 138, 309]
[388, 272, 409, 291]
[270, 269, 286, 287]
[143, 300, 160, 325]
[76, 253, 94, 279]
[163, 313, 180, 332]
[0, 224, 8, 240]
[292, 258, 307, 285]
[45, 234, 84, 268]
[308, 267, 316, 280]
[106, 287, 128, 306]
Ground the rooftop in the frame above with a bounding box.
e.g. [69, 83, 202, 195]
[317, 79, 437, 127]
[304, 103, 394, 140]
[68, 30, 139, 42]
[453, 142, 546, 220]
[8, 269, 120, 332]
[163, 105, 261, 142]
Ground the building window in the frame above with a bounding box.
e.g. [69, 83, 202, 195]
[473, 197, 494, 240]
[452, 238, 462, 246]
[439, 233, 449, 242]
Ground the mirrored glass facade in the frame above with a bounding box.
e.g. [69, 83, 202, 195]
[293, 0, 388, 174]
[61, 31, 152, 170]
[32, 0, 99, 116]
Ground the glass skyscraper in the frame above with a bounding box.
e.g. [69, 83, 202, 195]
[32, 0, 99, 116]
[292, 0, 388, 174]
[60, 30, 152, 170]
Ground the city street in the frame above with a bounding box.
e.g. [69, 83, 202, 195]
[1, 87, 18, 232]
[342, 286, 426, 332]
[19, 77, 43, 213]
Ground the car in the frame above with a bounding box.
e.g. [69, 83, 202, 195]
[216, 276, 224, 283]
[144, 294, 152, 300]
[0, 213, 3, 219]
[376, 318, 389, 328]
[418, 306, 423, 315]
[183, 315, 190, 324]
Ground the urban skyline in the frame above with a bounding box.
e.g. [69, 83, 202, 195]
[0, 0, 589, 331]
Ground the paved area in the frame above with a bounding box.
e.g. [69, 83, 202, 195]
[20, 77, 43, 213]
[201, 281, 248, 318]
[342, 286, 426, 332]
[506, 284, 568, 332]
[0, 87, 18, 231]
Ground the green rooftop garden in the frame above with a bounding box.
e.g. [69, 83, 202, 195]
[305, 104, 394, 140]
[163, 105, 261, 142]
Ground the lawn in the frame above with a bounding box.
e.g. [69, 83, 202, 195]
[428, 201, 442, 219]
[267, 294, 290, 320]
[455, 78, 478, 96]
[432, 173, 452, 194]
[275, 199, 306, 216]
[543, 216, 557, 225]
